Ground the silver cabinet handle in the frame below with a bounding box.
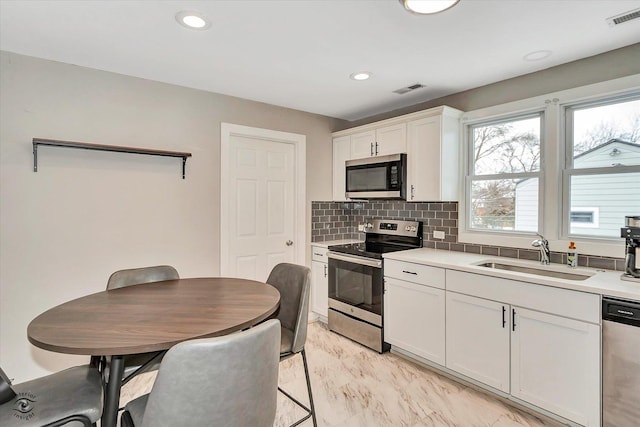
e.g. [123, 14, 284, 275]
[370, 142, 374, 156]
[286, 240, 293, 246]
[411, 184, 415, 200]
[375, 141, 379, 155]
[402, 270, 417, 275]
[323, 264, 327, 277]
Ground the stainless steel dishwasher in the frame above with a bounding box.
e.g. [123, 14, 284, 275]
[602, 296, 640, 427]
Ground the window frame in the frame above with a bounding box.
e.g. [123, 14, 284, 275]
[561, 92, 640, 241]
[466, 111, 544, 234]
[457, 74, 640, 257]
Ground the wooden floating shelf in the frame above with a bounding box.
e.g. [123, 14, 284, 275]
[32, 138, 192, 179]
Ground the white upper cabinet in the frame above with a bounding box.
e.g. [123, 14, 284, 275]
[374, 123, 406, 156]
[332, 135, 351, 201]
[349, 124, 406, 159]
[332, 106, 462, 202]
[349, 130, 376, 159]
[407, 108, 461, 201]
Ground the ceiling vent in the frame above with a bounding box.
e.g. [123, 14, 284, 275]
[606, 8, 640, 26]
[393, 83, 426, 95]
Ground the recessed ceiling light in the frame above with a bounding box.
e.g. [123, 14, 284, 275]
[350, 72, 371, 81]
[400, 0, 460, 15]
[523, 50, 552, 61]
[175, 11, 211, 30]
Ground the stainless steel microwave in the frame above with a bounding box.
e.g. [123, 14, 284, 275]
[345, 153, 406, 199]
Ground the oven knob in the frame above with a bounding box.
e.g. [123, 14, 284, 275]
[365, 223, 372, 229]
[405, 226, 411, 231]
[410, 226, 417, 232]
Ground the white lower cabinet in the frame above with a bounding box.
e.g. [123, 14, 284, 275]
[384, 277, 445, 365]
[445, 292, 510, 393]
[310, 245, 329, 319]
[444, 269, 601, 427]
[511, 307, 600, 427]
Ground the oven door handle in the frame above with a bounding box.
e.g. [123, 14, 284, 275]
[327, 252, 383, 268]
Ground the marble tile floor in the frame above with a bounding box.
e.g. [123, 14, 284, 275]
[119, 321, 565, 427]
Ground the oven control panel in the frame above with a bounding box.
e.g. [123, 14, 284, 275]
[365, 219, 421, 238]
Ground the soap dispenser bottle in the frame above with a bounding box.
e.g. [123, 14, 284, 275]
[567, 241, 577, 268]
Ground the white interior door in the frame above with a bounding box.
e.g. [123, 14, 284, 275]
[221, 123, 305, 281]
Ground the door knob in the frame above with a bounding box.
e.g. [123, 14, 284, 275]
[286, 240, 294, 246]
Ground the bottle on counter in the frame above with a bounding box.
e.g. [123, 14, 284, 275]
[567, 241, 577, 268]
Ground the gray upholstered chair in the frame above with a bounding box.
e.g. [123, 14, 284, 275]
[120, 319, 281, 427]
[0, 365, 102, 426]
[98, 265, 180, 384]
[106, 265, 179, 291]
[266, 262, 317, 427]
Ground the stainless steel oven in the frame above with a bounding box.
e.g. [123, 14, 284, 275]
[327, 219, 422, 353]
[328, 253, 383, 327]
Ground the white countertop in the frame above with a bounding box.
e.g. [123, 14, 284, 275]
[384, 248, 640, 301]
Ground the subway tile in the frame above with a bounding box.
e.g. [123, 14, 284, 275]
[588, 257, 616, 271]
[429, 203, 443, 211]
[436, 242, 451, 250]
[518, 249, 540, 261]
[428, 218, 443, 227]
[481, 246, 499, 256]
[423, 240, 436, 249]
[450, 243, 465, 252]
[443, 202, 458, 212]
[549, 252, 565, 265]
[436, 211, 449, 219]
[465, 244, 481, 254]
[442, 219, 457, 227]
[499, 247, 519, 258]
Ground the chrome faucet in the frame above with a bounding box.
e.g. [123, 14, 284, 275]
[531, 234, 550, 265]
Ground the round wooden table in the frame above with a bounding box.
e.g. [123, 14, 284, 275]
[28, 277, 280, 427]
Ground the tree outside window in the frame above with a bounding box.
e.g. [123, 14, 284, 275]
[469, 115, 541, 232]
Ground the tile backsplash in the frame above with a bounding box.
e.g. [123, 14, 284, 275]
[311, 201, 625, 271]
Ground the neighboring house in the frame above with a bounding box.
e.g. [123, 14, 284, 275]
[515, 139, 640, 237]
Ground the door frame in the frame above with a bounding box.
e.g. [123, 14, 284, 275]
[220, 123, 306, 276]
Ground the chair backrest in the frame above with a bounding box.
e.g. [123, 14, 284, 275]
[107, 265, 179, 290]
[266, 263, 311, 354]
[140, 319, 280, 427]
[0, 367, 16, 405]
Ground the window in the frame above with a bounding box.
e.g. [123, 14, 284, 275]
[570, 208, 599, 228]
[564, 94, 640, 239]
[467, 113, 542, 233]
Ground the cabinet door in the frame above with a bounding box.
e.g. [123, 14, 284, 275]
[350, 130, 376, 159]
[384, 277, 445, 365]
[446, 292, 510, 393]
[511, 307, 600, 427]
[332, 136, 351, 201]
[375, 123, 406, 156]
[407, 116, 441, 201]
[311, 260, 329, 318]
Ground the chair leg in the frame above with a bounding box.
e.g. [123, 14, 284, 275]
[277, 349, 317, 427]
[301, 348, 317, 427]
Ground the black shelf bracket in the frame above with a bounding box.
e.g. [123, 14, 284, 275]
[32, 138, 192, 179]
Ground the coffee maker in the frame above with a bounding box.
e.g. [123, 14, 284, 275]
[621, 216, 640, 279]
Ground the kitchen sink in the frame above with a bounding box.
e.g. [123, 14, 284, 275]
[475, 261, 594, 281]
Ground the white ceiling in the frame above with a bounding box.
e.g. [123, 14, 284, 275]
[1, 0, 639, 121]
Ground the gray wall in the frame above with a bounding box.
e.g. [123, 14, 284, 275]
[341, 43, 640, 130]
[0, 51, 343, 381]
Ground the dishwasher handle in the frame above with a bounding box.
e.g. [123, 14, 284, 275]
[603, 297, 640, 327]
